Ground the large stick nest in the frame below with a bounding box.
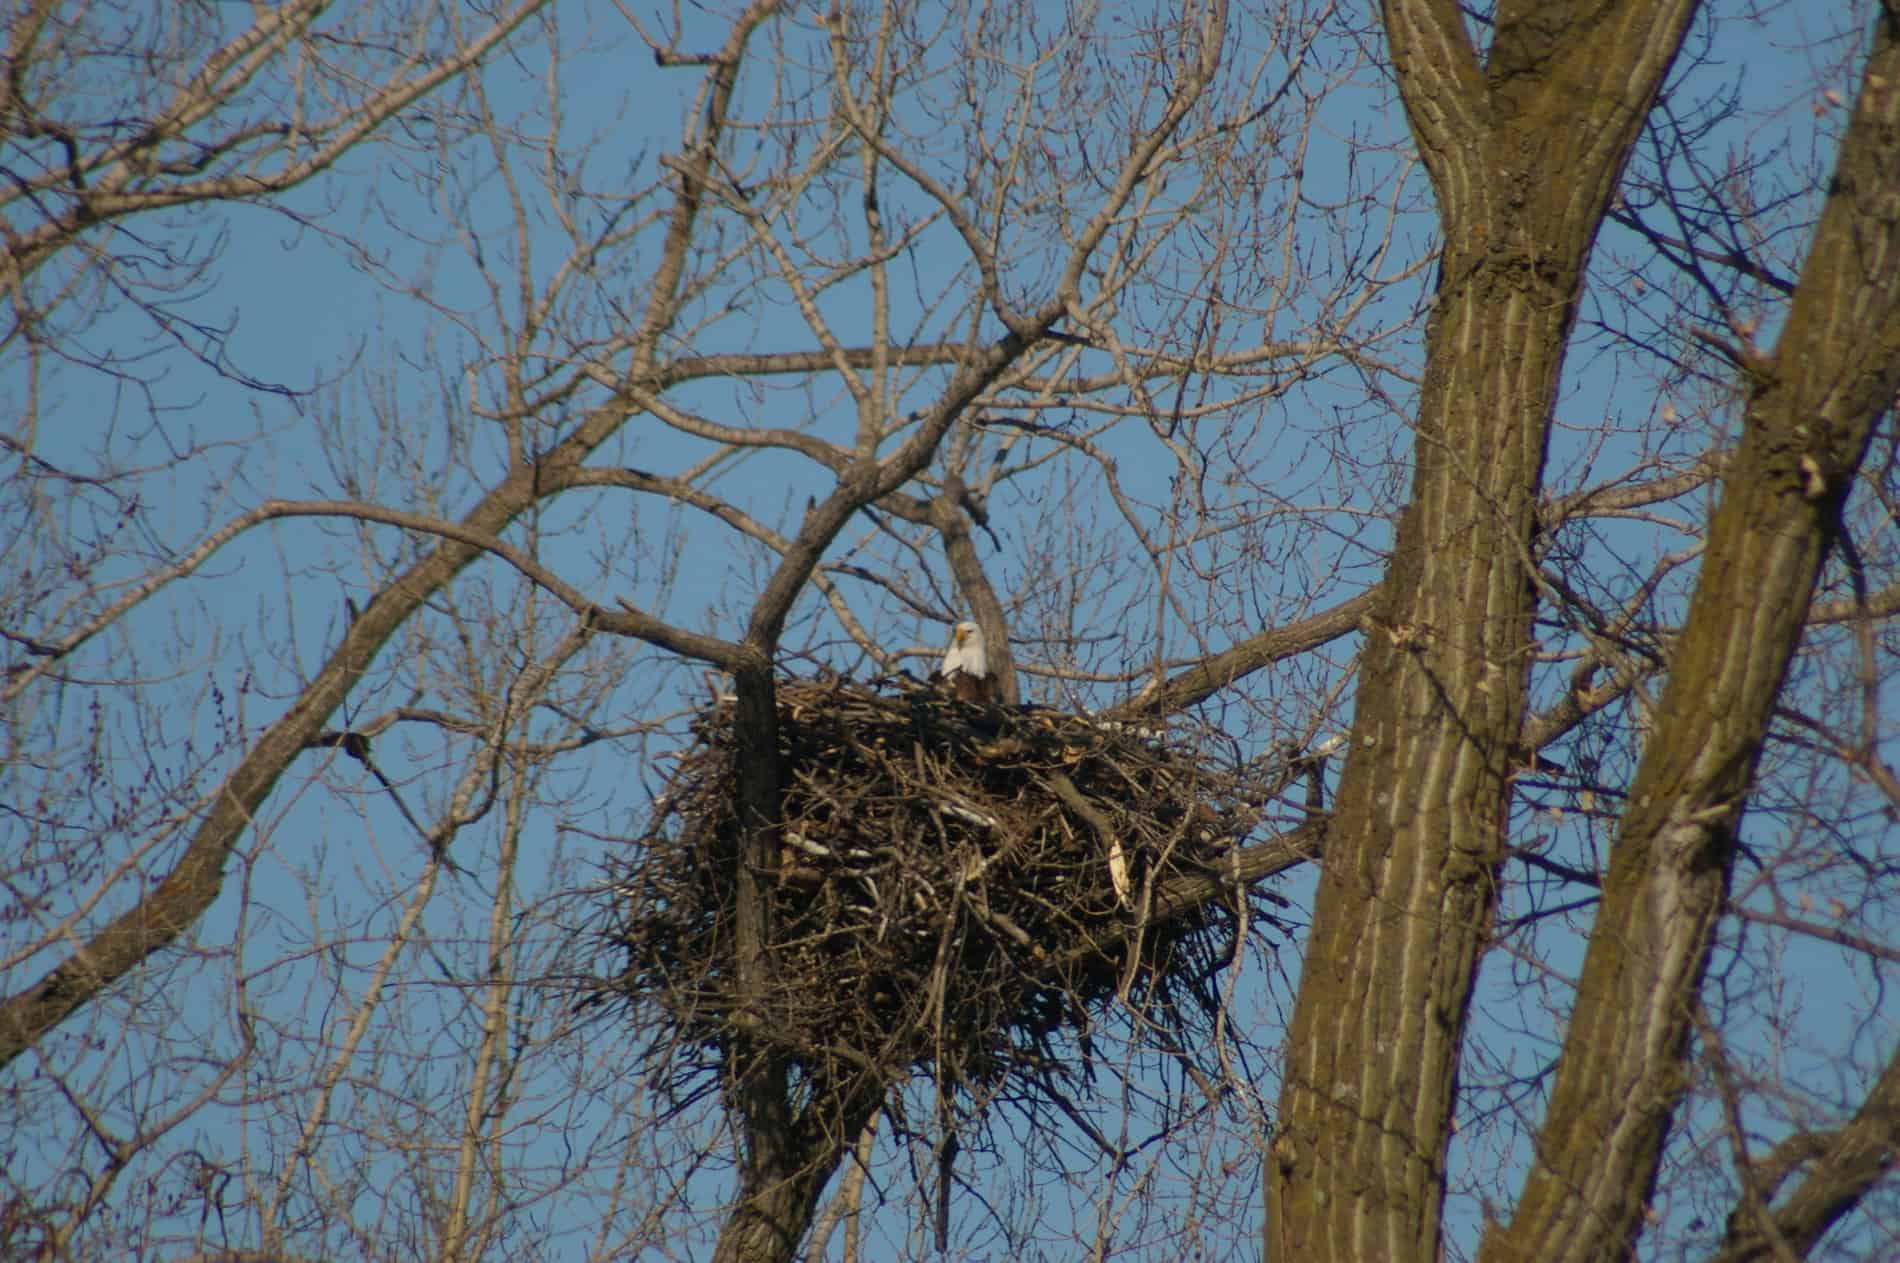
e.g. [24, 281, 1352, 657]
[589, 678, 1298, 1098]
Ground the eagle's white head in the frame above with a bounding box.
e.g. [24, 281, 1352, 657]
[941, 620, 989, 679]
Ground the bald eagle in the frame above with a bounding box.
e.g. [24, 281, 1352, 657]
[938, 620, 999, 704]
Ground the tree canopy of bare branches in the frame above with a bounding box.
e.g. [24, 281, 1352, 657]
[5, 1, 1900, 1261]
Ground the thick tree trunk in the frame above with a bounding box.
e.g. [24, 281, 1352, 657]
[717, 666, 876, 1263]
[714, 1071, 881, 1261]
[711, 1075, 879, 1263]
[1481, 14, 1900, 1260]
[1267, 3, 1697, 1258]
[712, 1162, 841, 1263]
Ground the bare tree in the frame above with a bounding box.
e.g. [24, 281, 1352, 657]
[5, 1, 1900, 1261]
[1266, 3, 1900, 1262]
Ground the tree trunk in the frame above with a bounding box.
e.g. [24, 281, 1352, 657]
[1480, 13, 1900, 1259]
[711, 1084, 880, 1263]
[1267, 3, 1697, 1258]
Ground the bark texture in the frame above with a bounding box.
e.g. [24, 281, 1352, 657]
[1267, 3, 1698, 1258]
[1481, 13, 1900, 1260]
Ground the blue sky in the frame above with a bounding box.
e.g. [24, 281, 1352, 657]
[5, 1, 1897, 1259]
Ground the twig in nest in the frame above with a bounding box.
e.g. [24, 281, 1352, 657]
[580, 676, 1302, 1155]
